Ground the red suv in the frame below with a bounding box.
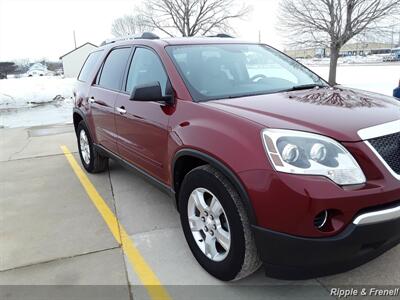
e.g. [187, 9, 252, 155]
[73, 33, 400, 281]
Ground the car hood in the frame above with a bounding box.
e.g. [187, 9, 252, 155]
[203, 87, 400, 142]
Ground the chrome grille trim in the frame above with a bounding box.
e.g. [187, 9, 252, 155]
[358, 119, 400, 140]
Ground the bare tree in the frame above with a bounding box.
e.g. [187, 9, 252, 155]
[139, 0, 251, 37]
[111, 14, 152, 37]
[279, 0, 400, 84]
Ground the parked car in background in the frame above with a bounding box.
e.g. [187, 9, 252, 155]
[393, 48, 400, 60]
[26, 63, 47, 77]
[384, 48, 400, 62]
[27, 70, 45, 77]
[73, 33, 400, 281]
[394, 80, 400, 98]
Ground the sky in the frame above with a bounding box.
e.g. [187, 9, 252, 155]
[0, 0, 283, 61]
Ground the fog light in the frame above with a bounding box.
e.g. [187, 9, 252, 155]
[314, 210, 328, 229]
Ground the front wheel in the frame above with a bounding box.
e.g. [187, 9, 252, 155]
[179, 165, 261, 281]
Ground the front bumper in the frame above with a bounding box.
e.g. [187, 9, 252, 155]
[253, 201, 400, 279]
[239, 139, 400, 237]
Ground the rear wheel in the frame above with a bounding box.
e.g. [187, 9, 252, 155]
[77, 121, 108, 173]
[179, 165, 261, 281]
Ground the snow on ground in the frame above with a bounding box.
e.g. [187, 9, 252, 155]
[0, 64, 399, 128]
[0, 76, 75, 128]
[308, 64, 400, 96]
[0, 76, 75, 109]
[0, 99, 74, 128]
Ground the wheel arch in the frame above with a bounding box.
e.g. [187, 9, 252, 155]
[172, 149, 257, 225]
[73, 108, 95, 141]
[73, 108, 84, 134]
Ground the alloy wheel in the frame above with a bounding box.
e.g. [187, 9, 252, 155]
[79, 129, 91, 165]
[187, 188, 231, 262]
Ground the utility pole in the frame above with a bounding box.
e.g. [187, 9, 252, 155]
[391, 24, 394, 48]
[258, 30, 261, 43]
[398, 25, 400, 47]
[73, 30, 77, 49]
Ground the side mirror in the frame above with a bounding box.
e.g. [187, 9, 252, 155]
[130, 82, 173, 105]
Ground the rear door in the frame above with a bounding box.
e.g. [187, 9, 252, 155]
[115, 47, 170, 182]
[89, 47, 132, 153]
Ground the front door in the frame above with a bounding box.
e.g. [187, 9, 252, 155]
[115, 47, 170, 182]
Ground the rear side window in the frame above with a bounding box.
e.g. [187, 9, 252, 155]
[98, 47, 131, 91]
[78, 50, 103, 82]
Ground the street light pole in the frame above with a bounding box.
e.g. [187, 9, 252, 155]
[73, 30, 77, 49]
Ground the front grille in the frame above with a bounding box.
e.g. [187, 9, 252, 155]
[369, 132, 400, 175]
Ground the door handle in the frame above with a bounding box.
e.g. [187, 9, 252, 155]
[116, 106, 127, 114]
[89, 97, 95, 104]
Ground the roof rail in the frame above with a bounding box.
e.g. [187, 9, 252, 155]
[208, 33, 234, 38]
[100, 32, 160, 46]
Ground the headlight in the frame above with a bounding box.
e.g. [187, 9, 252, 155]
[261, 129, 366, 185]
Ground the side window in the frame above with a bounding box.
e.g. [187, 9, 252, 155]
[78, 50, 103, 82]
[98, 47, 131, 91]
[125, 48, 168, 95]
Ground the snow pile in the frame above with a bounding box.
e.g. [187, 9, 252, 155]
[0, 76, 76, 128]
[340, 55, 384, 64]
[299, 55, 388, 66]
[0, 76, 76, 109]
[309, 64, 400, 96]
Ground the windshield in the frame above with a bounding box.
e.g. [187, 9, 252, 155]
[166, 44, 327, 102]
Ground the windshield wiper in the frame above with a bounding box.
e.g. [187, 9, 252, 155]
[226, 92, 268, 99]
[287, 84, 328, 91]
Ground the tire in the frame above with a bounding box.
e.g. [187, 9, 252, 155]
[179, 165, 261, 281]
[76, 120, 108, 173]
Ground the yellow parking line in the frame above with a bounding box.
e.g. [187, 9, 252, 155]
[61, 145, 172, 300]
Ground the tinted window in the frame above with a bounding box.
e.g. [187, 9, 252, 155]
[78, 50, 103, 82]
[126, 48, 168, 95]
[98, 48, 131, 90]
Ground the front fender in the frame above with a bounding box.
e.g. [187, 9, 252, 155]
[169, 102, 272, 174]
[168, 100, 274, 225]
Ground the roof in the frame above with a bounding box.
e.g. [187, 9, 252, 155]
[59, 42, 98, 59]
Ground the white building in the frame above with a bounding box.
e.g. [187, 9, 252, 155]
[60, 42, 97, 78]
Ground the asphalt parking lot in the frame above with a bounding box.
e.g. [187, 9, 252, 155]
[1, 124, 400, 300]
